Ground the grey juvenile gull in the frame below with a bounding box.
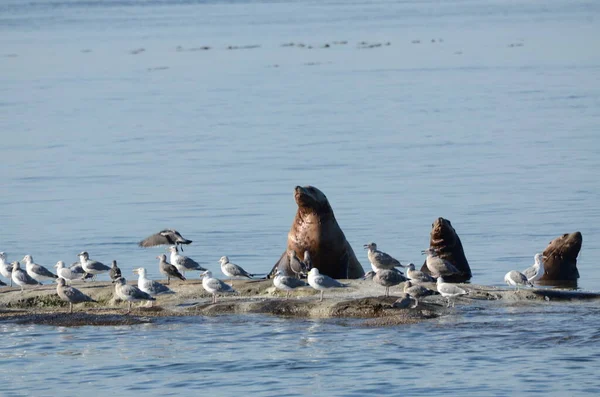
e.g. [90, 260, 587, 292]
[406, 263, 436, 283]
[363, 268, 407, 297]
[422, 248, 461, 278]
[68, 262, 94, 281]
[55, 261, 86, 284]
[139, 229, 192, 251]
[114, 276, 156, 313]
[56, 277, 97, 313]
[77, 251, 110, 280]
[307, 268, 344, 302]
[201, 271, 236, 303]
[303, 251, 313, 270]
[157, 254, 186, 284]
[109, 260, 122, 282]
[522, 253, 546, 283]
[0, 252, 13, 286]
[11, 261, 41, 292]
[273, 270, 308, 298]
[504, 270, 533, 291]
[403, 280, 435, 306]
[287, 250, 310, 278]
[133, 267, 174, 306]
[169, 246, 207, 276]
[392, 293, 417, 309]
[219, 256, 254, 286]
[436, 277, 468, 307]
[364, 242, 404, 272]
[22, 255, 58, 284]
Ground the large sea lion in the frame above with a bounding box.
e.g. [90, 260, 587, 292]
[269, 186, 364, 279]
[420, 217, 472, 282]
[538, 232, 582, 285]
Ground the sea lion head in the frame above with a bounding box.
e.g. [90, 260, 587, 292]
[294, 185, 332, 214]
[545, 232, 582, 261]
[431, 217, 457, 247]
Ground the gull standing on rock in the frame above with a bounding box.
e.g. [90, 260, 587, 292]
[169, 246, 206, 276]
[139, 229, 192, 251]
[403, 281, 435, 306]
[364, 242, 404, 272]
[68, 262, 94, 281]
[363, 269, 407, 297]
[522, 253, 546, 283]
[157, 254, 186, 284]
[406, 263, 436, 283]
[133, 267, 174, 306]
[201, 271, 236, 303]
[287, 250, 309, 278]
[114, 276, 155, 313]
[307, 268, 344, 302]
[77, 251, 110, 280]
[55, 261, 86, 284]
[436, 277, 468, 307]
[56, 277, 97, 313]
[23, 255, 58, 284]
[504, 270, 533, 291]
[422, 248, 461, 278]
[273, 270, 307, 298]
[0, 252, 13, 286]
[11, 261, 40, 292]
[109, 260, 122, 282]
[219, 256, 254, 286]
[392, 293, 417, 309]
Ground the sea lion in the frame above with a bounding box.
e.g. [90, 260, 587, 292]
[420, 217, 472, 282]
[269, 186, 364, 279]
[538, 232, 582, 285]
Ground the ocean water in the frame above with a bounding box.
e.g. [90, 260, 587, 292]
[1, 0, 600, 394]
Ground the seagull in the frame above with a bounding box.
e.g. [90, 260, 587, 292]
[219, 256, 254, 286]
[307, 268, 344, 302]
[55, 261, 87, 284]
[363, 268, 407, 297]
[113, 276, 156, 313]
[157, 254, 186, 284]
[11, 261, 41, 292]
[168, 246, 206, 276]
[303, 251, 313, 270]
[68, 262, 94, 281]
[109, 260, 122, 282]
[200, 271, 236, 303]
[406, 263, 436, 283]
[139, 229, 192, 251]
[522, 253, 546, 283]
[422, 248, 461, 278]
[133, 267, 174, 306]
[56, 277, 97, 313]
[363, 242, 404, 272]
[504, 270, 533, 291]
[77, 252, 110, 280]
[273, 270, 308, 298]
[22, 255, 58, 284]
[0, 252, 13, 286]
[403, 280, 435, 306]
[287, 250, 310, 278]
[392, 293, 417, 309]
[436, 277, 468, 307]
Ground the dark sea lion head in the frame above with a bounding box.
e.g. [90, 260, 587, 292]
[431, 217, 457, 247]
[545, 232, 582, 261]
[294, 185, 333, 215]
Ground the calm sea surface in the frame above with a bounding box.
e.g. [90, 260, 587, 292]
[1, 0, 600, 395]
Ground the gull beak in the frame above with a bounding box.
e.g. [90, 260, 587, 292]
[420, 250, 428, 255]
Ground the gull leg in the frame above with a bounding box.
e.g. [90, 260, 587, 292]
[319, 291, 324, 302]
[286, 291, 290, 299]
[385, 287, 389, 297]
[446, 298, 450, 308]
[414, 298, 419, 307]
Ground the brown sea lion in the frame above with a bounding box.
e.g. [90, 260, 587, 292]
[538, 232, 582, 285]
[269, 186, 364, 279]
[420, 217, 472, 282]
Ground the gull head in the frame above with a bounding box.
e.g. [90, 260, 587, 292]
[11, 261, 20, 270]
[363, 242, 377, 251]
[406, 263, 416, 271]
[54, 261, 65, 269]
[22, 254, 33, 263]
[56, 277, 67, 286]
[78, 251, 90, 260]
[200, 270, 213, 279]
[0, 252, 6, 261]
[133, 267, 147, 277]
[156, 254, 167, 261]
[307, 268, 320, 276]
[218, 256, 229, 265]
[167, 246, 178, 254]
[113, 277, 126, 285]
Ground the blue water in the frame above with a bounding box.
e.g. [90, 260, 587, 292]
[1, 0, 600, 394]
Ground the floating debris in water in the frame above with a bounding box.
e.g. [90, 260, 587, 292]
[508, 42, 524, 47]
[130, 48, 145, 55]
[411, 40, 421, 44]
[332, 40, 348, 45]
[227, 44, 261, 50]
[147, 66, 169, 72]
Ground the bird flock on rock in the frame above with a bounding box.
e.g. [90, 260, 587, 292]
[0, 230, 549, 313]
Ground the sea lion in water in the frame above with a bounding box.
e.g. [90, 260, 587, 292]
[269, 186, 364, 279]
[420, 217, 471, 282]
[538, 232, 582, 285]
